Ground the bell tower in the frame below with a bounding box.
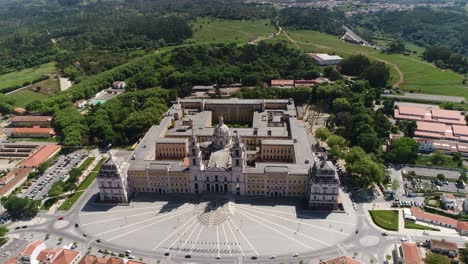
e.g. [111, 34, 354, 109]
[189, 133, 203, 170]
[231, 132, 245, 173]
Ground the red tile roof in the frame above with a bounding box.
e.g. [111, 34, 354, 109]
[430, 239, 459, 253]
[127, 261, 145, 264]
[21, 240, 44, 256]
[320, 256, 364, 264]
[442, 193, 456, 200]
[37, 248, 52, 262]
[19, 145, 61, 168]
[79, 255, 97, 264]
[410, 207, 458, 226]
[5, 257, 17, 264]
[458, 221, 468, 231]
[0, 168, 33, 197]
[401, 242, 422, 264]
[394, 106, 466, 125]
[51, 249, 80, 264]
[11, 116, 52, 122]
[271, 80, 294, 86]
[11, 127, 55, 136]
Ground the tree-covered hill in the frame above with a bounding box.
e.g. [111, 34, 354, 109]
[350, 8, 468, 55]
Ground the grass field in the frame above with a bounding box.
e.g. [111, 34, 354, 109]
[416, 154, 463, 170]
[369, 210, 399, 231]
[8, 89, 48, 107]
[278, 30, 467, 99]
[404, 220, 440, 231]
[0, 62, 57, 91]
[190, 18, 276, 45]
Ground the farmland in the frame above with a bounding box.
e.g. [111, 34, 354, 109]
[190, 18, 277, 45]
[0, 62, 57, 92]
[8, 89, 48, 108]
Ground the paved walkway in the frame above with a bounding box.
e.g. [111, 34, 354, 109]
[382, 93, 465, 103]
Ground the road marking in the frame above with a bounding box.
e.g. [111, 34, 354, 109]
[94, 207, 192, 237]
[105, 209, 192, 241]
[81, 209, 164, 226]
[216, 225, 220, 257]
[208, 210, 214, 227]
[236, 210, 316, 250]
[236, 204, 356, 226]
[175, 222, 201, 256]
[238, 205, 350, 235]
[226, 217, 245, 257]
[221, 223, 233, 256]
[163, 218, 199, 253]
[79, 203, 187, 216]
[151, 215, 197, 251]
[189, 225, 205, 254]
[228, 217, 259, 256]
[237, 208, 331, 246]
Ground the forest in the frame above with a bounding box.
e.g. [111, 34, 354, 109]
[27, 43, 320, 146]
[350, 8, 468, 55]
[279, 8, 345, 35]
[0, 0, 272, 76]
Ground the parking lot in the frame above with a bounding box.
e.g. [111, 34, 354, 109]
[404, 177, 468, 194]
[21, 150, 88, 200]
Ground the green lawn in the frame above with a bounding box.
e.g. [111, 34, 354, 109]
[7, 89, 48, 108]
[9, 137, 59, 143]
[416, 154, 462, 169]
[369, 210, 399, 231]
[190, 18, 276, 45]
[0, 62, 57, 91]
[279, 30, 467, 99]
[404, 220, 440, 231]
[59, 158, 106, 211]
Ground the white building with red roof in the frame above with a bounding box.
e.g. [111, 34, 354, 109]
[18, 240, 46, 264]
[394, 242, 423, 264]
[270, 79, 294, 88]
[415, 121, 468, 142]
[320, 256, 363, 264]
[394, 105, 466, 125]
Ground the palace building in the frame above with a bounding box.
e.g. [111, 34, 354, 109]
[97, 98, 340, 210]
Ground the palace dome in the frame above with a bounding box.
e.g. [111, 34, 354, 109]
[212, 116, 231, 149]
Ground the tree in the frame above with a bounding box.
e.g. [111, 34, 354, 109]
[340, 55, 371, 76]
[328, 69, 341, 81]
[386, 137, 419, 164]
[0, 226, 8, 237]
[386, 39, 405, 54]
[460, 170, 468, 183]
[399, 120, 417, 137]
[345, 147, 386, 187]
[437, 173, 446, 182]
[391, 179, 400, 193]
[332, 98, 351, 113]
[356, 132, 380, 153]
[382, 98, 395, 115]
[425, 253, 450, 264]
[315, 128, 331, 141]
[326, 135, 346, 149]
[452, 152, 463, 166]
[431, 150, 448, 166]
[360, 62, 390, 87]
[3, 196, 39, 219]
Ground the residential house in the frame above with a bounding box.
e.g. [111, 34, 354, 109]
[320, 256, 363, 264]
[441, 193, 458, 211]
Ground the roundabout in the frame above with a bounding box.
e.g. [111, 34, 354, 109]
[78, 193, 358, 260]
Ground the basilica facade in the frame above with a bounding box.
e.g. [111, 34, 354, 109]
[97, 98, 340, 210]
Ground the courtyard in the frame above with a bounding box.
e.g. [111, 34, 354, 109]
[78, 192, 357, 259]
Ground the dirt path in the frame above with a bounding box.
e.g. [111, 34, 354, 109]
[281, 28, 405, 87]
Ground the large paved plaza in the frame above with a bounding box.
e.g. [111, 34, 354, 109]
[78, 192, 358, 259]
